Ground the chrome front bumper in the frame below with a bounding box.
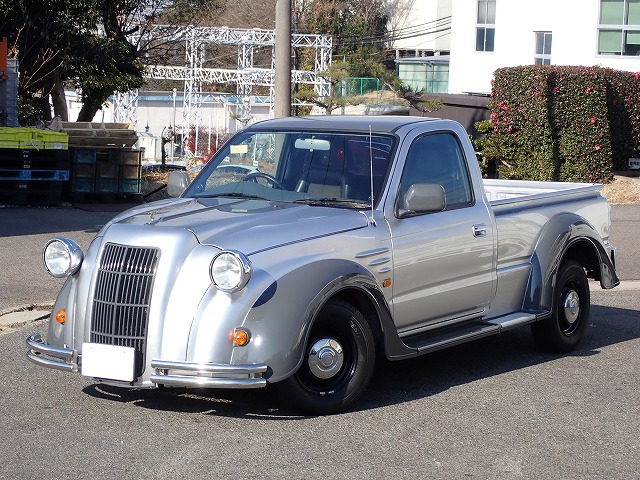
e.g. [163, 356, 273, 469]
[150, 359, 269, 389]
[26, 333, 78, 372]
[27, 333, 269, 389]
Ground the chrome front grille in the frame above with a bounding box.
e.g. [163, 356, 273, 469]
[90, 243, 159, 375]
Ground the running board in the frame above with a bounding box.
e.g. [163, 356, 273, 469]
[402, 312, 538, 355]
[485, 312, 538, 330]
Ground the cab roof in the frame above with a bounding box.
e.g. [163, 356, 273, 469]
[247, 115, 443, 134]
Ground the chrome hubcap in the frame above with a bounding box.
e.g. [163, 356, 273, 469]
[307, 338, 344, 380]
[563, 290, 580, 324]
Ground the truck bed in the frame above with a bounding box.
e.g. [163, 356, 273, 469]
[483, 178, 603, 205]
[482, 178, 611, 319]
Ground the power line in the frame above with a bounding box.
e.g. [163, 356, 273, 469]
[334, 20, 451, 47]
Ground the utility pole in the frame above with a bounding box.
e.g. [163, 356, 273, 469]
[274, 0, 291, 118]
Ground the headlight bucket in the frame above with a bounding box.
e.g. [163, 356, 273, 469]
[210, 250, 251, 292]
[43, 238, 84, 278]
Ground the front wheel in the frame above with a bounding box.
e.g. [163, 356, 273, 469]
[532, 260, 590, 353]
[281, 299, 375, 415]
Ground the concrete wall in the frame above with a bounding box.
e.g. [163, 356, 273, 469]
[415, 93, 489, 137]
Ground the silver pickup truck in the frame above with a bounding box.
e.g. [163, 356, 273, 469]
[27, 116, 619, 414]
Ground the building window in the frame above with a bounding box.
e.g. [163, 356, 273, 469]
[476, 0, 496, 52]
[397, 61, 449, 94]
[598, 0, 640, 55]
[534, 32, 552, 65]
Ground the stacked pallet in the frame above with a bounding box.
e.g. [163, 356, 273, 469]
[60, 121, 142, 202]
[70, 146, 142, 202]
[61, 122, 138, 148]
[0, 127, 70, 205]
[0, 122, 144, 205]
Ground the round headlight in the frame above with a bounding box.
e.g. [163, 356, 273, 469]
[43, 238, 83, 278]
[211, 250, 251, 292]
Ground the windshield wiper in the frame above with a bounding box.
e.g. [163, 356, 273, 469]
[194, 192, 268, 200]
[294, 198, 370, 209]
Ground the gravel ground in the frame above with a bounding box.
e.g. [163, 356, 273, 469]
[601, 174, 640, 204]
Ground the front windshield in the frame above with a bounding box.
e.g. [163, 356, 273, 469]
[183, 129, 396, 208]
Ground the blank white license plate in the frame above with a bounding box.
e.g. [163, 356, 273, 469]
[81, 343, 136, 382]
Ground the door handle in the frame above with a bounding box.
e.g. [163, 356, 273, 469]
[472, 224, 487, 237]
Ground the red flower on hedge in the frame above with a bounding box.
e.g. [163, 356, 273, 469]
[595, 145, 601, 151]
[591, 117, 597, 124]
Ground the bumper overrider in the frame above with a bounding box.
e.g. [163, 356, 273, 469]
[26, 333, 269, 389]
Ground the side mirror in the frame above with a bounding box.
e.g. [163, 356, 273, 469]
[167, 171, 190, 197]
[397, 183, 446, 218]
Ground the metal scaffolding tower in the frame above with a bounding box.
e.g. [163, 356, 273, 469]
[117, 26, 332, 133]
[113, 90, 139, 127]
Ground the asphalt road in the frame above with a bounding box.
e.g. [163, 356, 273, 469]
[0, 204, 638, 479]
[0, 205, 118, 311]
[0, 289, 638, 479]
[609, 204, 640, 281]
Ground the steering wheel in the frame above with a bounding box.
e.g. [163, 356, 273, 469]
[243, 172, 283, 189]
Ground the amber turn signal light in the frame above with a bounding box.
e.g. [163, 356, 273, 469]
[55, 309, 66, 324]
[231, 328, 250, 347]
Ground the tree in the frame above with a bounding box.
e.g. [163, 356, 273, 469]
[0, 0, 223, 123]
[383, 79, 443, 116]
[292, 0, 410, 113]
[295, 0, 390, 78]
[74, 0, 224, 121]
[294, 60, 363, 113]
[0, 0, 101, 122]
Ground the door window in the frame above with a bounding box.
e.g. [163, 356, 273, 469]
[399, 133, 473, 211]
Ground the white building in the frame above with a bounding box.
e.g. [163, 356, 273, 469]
[449, 0, 640, 94]
[392, 0, 452, 55]
[392, 0, 640, 95]
[392, 1, 453, 94]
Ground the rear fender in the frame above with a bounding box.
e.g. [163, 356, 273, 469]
[524, 213, 619, 312]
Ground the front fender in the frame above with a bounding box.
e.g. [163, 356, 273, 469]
[524, 213, 619, 312]
[228, 258, 402, 383]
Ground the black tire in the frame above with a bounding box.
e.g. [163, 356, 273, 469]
[532, 260, 590, 353]
[281, 299, 375, 415]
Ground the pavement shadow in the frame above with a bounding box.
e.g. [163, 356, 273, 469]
[82, 303, 639, 418]
[0, 207, 125, 238]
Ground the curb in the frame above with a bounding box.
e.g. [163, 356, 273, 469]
[590, 280, 640, 291]
[0, 304, 52, 332]
[0, 303, 54, 317]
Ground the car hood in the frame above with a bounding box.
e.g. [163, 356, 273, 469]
[109, 197, 370, 254]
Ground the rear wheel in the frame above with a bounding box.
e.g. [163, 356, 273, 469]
[282, 299, 375, 415]
[532, 260, 590, 353]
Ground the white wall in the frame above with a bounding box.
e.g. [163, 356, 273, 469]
[449, 0, 640, 94]
[392, 0, 452, 52]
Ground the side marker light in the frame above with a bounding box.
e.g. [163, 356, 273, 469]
[231, 328, 250, 347]
[55, 310, 66, 324]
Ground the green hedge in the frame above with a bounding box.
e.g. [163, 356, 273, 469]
[483, 66, 640, 183]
